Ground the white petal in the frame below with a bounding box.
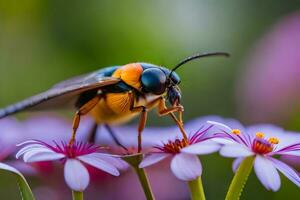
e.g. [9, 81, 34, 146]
[22, 148, 54, 160]
[275, 151, 300, 156]
[212, 138, 236, 145]
[181, 141, 220, 155]
[270, 157, 300, 187]
[254, 155, 281, 191]
[232, 158, 244, 172]
[139, 153, 169, 168]
[16, 144, 45, 159]
[207, 121, 232, 132]
[220, 144, 254, 158]
[25, 151, 65, 162]
[16, 140, 39, 147]
[86, 153, 128, 170]
[64, 159, 89, 191]
[170, 153, 202, 181]
[22, 148, 64, 162]
[78, 154, 119, 176]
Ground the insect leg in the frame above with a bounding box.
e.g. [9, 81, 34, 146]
[69, 96, 101, 145]
[104, 124, 128, 151]
[88, 123, 98, 143]
[145, 96, 184, 117]
[128, 92, 148, 153]
[150, 97, 188, 141]
[157, 102, 184, 117]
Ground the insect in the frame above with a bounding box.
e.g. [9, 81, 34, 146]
[0, 52, 229, 152]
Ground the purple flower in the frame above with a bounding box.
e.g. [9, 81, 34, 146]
[95, 115, 225, 148]
[209, 120, 300, 191]
[16, 140, 127, 191]
[139, 125, 220, 181]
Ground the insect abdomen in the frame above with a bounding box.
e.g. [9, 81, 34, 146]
[90, 92, 138, 125]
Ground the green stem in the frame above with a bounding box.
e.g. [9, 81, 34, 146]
[133, 167, 155, 200]
[188, 176, 206, 200]
[225, 156, 255, 200]
[72, 191, 83, 200]
[122, 154, 155, 200]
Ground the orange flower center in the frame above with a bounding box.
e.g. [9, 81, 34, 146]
[252, 132, 279, 154]
[162, 139, 189, 154]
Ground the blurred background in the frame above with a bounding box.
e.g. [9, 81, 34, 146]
[0, 0, 300, 199]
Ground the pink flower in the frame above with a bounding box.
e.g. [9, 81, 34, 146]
[16, 140, 127, 191]
[139, 125, 220, 181]
[209, 120, 300, 191]
[95, 115, 226, 148]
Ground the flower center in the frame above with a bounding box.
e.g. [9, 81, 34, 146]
[52, 141, 101, 158]
[162, 139, 189, 154]
[252, 132, 279, 154]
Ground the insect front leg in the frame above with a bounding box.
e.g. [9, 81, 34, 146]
[157, 99, 183, 118]
[148, 97, 188, 141]
[69, 96, 101, 145]
[128, 91, 148, 153]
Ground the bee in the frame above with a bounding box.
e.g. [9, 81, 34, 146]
[0, 52, 229, 152]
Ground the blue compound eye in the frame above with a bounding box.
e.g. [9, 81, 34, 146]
[141, 68, 167, 95]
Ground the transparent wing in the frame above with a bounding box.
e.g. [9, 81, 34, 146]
[0, 67, 120, 118]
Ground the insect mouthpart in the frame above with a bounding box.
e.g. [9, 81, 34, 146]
[167, 85, 181, 106]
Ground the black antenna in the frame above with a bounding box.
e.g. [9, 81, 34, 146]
[169, 52, 230, 78]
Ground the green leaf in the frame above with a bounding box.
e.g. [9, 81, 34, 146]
[0, 163, 35, 200]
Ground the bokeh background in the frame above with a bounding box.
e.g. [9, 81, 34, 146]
[0, 0, 300, 199]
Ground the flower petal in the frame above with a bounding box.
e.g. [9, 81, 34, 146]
[269, 157, 300, 187]
[232, 157, 244, 172]
[139, 153, 169, 168]
[254, 155, 281, 191]
[220, 144, 254, 157]
[21, 147, 65, 162]
[207, 121, 232, 132]
[275, 151, 300, 156]
[211, 138, 236, 145]
[16, 140, 39, 147]
[170, 153, 202, 181]
[16, 144, 46, 159]
[274, 143, 300, 156]
[25, 151, 65, 162]
[78, 154, 120, 176]
[64, 159, 89, 191]
[181, 141, 220, 155]
[87, 153, 128, 170]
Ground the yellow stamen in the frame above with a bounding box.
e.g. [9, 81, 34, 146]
[255, 132, 265, 138]
[268, 137, 279, 144]
[231, 129, 241, 135]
